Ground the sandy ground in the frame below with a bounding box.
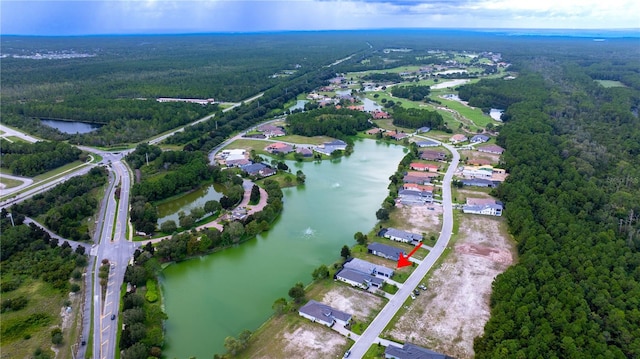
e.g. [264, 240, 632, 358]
[397, 204, 442, 234]
[322, 284, 384, 320]
[460, 149, 501, 166]
[281, 326, 347, 359]
[386, 212, 514, 358]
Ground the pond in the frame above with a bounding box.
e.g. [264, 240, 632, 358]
[489, 108, 504, 122]
[161, 139, 407, 359]
[288, 99, 308, 112]
[40, 119, 101, 134]
[156, 183, 224, 226]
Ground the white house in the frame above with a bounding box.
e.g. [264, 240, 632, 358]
[343, 258, 394, 278]
[335, 268, 384, 289]
[383, 228, 423, 245]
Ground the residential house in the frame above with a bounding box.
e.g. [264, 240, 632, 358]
[368, 242, 406, 261]
[461, 178, 497, 188]
[298, 300, 352, 327]
[258, 167, 276, 177]
[343, 258, 394, 278]
[231, 207, 248, 221]
[372, 110, 390, 119]
[219, 149, 246, 162]
[398, 189, 433, 205]
[416, 126, 431, 133]
[347, 105, 365, 111]
[410, 163, 438, 172]
[419, 150, 447, 161]
[449, 134, 468, 144]
[385, 343, 453, 359]
[383, 228, 423, 245]
[240, 163, 267, 176]
[415, 139, 439, 147]
[403, 175, 431, 185]
[462, 165, 495, 179]
[314, 140, 347, 155]
[225, 158, 251, 167]
[407, 171, 439, 179]
[470, 134, 490, 143]
[265, 142, 293, 154]
[367, 128, 384, 135]
[295, 147, 313, 157]
[257, 124, 285, 138]
[463, 198, 503, 216]
[402, 183, 434, 192]
[390, 132, 408, 141]
[335, 268, 384, 289]
[477, 144, 505, 155]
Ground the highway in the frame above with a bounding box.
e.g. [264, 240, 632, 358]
[346, 140, 460, 358]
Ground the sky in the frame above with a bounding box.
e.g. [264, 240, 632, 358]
[1, 0, 639, 36]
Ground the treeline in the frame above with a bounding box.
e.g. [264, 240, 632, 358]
[131, 150, 213, 202]
[165, 67, 336, 152]
[361, 72, 403, 83]
[0, 140, 82, 177]
[153, 179, 283, 262]
[286, 107, 372, 138]
[390, 106, 445, 130]
[120, 244, 166, 359]
[390, 85, 431, 101]
[10, 167, 108, 241]
[457, 74, 549, 111]
[0, 211, 88, 290]
[472, 61, 640, 356]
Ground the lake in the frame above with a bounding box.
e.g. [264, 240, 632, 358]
[156, 183, 225, 226]
[161, 139, 407, 358]
[40, 119, 100, 134]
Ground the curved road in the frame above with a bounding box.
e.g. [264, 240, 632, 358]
[346, 139, 460, 358]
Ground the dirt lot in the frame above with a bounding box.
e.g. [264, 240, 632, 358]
[243, 284, 384, 359]
[322, 284, 384, 320]
[385, 213, 515, 359]
[460, 149, 501, 165]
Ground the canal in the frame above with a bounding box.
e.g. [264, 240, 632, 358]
[161, 139, 406, 358]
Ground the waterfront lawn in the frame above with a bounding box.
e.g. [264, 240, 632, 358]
[364, 342, 387, 358]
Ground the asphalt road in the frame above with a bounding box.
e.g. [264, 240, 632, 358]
[346, 140, 460, 358]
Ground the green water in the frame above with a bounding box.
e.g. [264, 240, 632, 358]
[161, 139, 406, 359]
[156, 183, 224, 225]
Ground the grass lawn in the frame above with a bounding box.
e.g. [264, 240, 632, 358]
[0, 279, 79, 359]
[277, 134, 333, 145]
[364, 342, 387, 358]
[0, 176, 24, 189]
[4, 135, 30, 143]
[595, 80, 626, 88]
[32, 160, 86, 182]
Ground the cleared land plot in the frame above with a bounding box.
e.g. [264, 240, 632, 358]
[0, 176, 24, 189]
[595, 80, 626, 88]
[242, 282, 383, 359]
[384, 214, 515, 359]
[459, 149, 501, 165]
[240, 315, 350, 359]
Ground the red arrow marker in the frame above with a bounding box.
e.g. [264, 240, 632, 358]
[397, 242, 422, 269]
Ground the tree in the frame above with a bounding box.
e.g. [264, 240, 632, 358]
[312, 264, 330, 280]
[288, 282, 305, 304]
[204, 200, 222, 214]
[160, 220, 177, 234]
[122, 342, 148, 359]
[354, 231, 367, 245]
[376, 208, 390, 221]
[178, 214, 195, 229]
[272, 297, 288, 315]
[51, 327, 63, 345]
[296, 170, 306, 184]
[341, 245, 351, 259]
[250, 185, 260, 204]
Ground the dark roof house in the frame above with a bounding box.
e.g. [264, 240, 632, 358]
[385, 343, 454, 359]
[298, 300, 352, 327]
[368, 242, 406, 261]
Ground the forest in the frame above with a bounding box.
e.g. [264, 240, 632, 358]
[285, 107, 372, 138]
[390, 84, 432, 102]
[9, 167, 108, 241]
[389, 105, 446, 131]
[458, 40, 640, 358]
[0, 140, 82, 176]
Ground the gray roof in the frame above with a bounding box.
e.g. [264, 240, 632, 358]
[344, 257, 394, 278]
[460, 178, 496, 187]
[385, 228, 423, 242]
[415, 140, 438, 147]
[240, 163, 267, 175]
[471, 134, 490, 142]
[399, 189, 432, 198]
[417, 127, 431, 133]
[368, 242, 405, 261]
[385, 343, 453, 359]
[325, 140, 346, 146]
[299, 300, 351, 324]
[337, 268, 384, 287]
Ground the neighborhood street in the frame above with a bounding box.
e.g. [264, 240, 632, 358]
[346, 140, 460, 358]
